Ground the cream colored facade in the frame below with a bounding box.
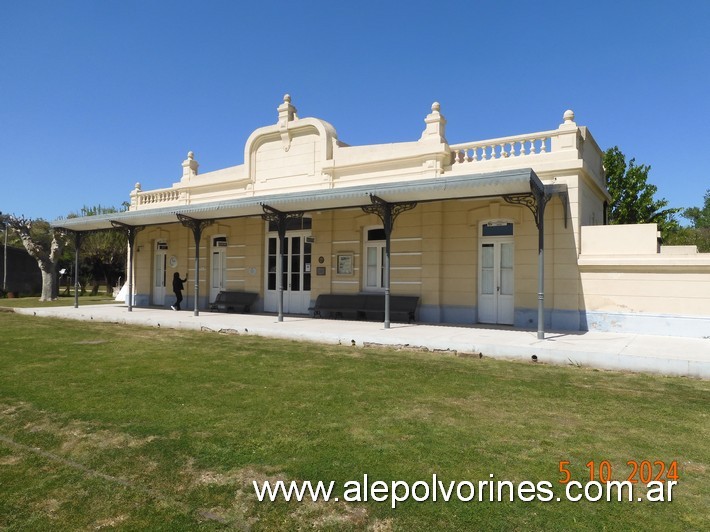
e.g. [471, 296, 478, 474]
[55, 96, 710, 337]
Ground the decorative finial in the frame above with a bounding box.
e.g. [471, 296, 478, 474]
[134, 182, 141, 191]
[563, 109, 575, 124]
[277, 93, 298, 139]
[419, 101, 447, 143]
[181, 151, 199, 181]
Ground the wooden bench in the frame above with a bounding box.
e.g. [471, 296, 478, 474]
[210, 291, 259, 313]
[311, 294, 418, 323]
[362, 294, 419, 323]
[310, 294, 366, 320]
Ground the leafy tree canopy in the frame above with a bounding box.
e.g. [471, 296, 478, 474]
[665, 189, 710, 253]
[603, 147, 680, 237]
[683, 189, 710, 229]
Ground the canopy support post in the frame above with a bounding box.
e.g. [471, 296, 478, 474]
[361, 195, 417, 329]
[261, 205, 304, 322]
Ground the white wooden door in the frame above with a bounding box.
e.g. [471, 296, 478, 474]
[478, 239, 514, 325]
[210, 248, 226, 303]
[153, 242, 167, 306]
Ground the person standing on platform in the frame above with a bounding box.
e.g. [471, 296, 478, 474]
[171, 272, 187, 311]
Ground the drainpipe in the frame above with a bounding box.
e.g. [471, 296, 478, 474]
[536, 192, 546, 340]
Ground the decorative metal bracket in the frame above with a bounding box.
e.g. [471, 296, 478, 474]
[503, 182, 569, 229]
[503, 193, 544, 228]
[59, 227, 103, 242]
[361, 195, 417, 231]
[260, 204, 304, 228]
[110, 220, 145, 246]
[176, 213, 214, 241]
[505, 179, 545, 228]
[261, 204, 305, 245]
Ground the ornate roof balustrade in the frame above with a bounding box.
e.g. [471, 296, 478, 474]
[131, 186, 185, 208]
[449, 129, 556, 165]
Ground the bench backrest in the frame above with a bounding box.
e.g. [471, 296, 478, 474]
[215, 291, 258, 304]
[315, 294, 366, 308]
[363, 295, 418, 312]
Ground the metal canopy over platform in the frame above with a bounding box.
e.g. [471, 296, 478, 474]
[52, 169, 544, 231]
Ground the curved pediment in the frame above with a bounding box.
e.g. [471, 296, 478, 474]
[244, 96, 339, 193]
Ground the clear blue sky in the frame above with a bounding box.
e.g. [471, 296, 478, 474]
[2, 0, 708, 222]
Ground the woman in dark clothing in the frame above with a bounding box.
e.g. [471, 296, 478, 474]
[171, 272, 187, 311]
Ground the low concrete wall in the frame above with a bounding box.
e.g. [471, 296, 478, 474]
[581, 223, 660, 255]
[579, 225, 710, 338]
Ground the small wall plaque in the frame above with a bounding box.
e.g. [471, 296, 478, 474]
[316, 266, 326, 276]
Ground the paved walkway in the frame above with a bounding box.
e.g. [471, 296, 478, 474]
[14, 304, 710, 379]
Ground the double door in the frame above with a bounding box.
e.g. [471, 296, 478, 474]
[264, 234, 312, 314]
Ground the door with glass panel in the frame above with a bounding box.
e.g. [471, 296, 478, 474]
[264, 234, 312, 314]
[478, 230, 514, 325]
[152, 241, 168, 306]
[210, 236, 227, 304]
[364, 228, 386, 290]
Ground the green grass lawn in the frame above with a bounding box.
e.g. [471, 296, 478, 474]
[0, 312, 708, 531]
[0, 295, 117, 308]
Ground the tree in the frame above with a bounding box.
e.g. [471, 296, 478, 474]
[7, 216, 66, 300]
[603, 147, 680, 237]
[683, 189, 710, 229]
[665, 189, 710, 252]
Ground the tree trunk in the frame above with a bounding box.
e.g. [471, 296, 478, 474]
[38, 245, 62, 301]
[40, 268, 55, 301]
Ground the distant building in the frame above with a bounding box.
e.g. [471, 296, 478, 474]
[55, 96, 710, 337]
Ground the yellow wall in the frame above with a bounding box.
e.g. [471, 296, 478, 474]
[132, 197, 588, 321]
[134, 218, 266, 305]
